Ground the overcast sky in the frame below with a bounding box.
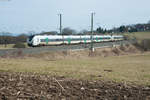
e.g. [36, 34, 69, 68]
[0, 0, 150, 34]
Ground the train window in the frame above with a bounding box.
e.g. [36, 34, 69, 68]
[99, 37, 103, 40]
[28, 35, 34, 41]
[40, 39, 46, 42]
[103, 37, 111, 39]
[114, 37, 122, 39]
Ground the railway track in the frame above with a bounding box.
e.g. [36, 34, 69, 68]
[0, 40, 135, 56]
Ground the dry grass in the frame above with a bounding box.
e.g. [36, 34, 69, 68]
[132, 32, 150, 40]
[0, 43, 29, 49]
[0, 48, 150, 85]
[125, 31, 150, 40]
[125, 32, 150, 51]
[0, 44, 15, 49]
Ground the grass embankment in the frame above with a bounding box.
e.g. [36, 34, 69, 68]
[128, 31, 150, 40]
[125, 31, 150, 40]
[0, 51, 150, 85]
[125, 32, 150, 50]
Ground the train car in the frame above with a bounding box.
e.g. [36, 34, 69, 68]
[111, 35, 124, 41]
[27, 35, 124, 47]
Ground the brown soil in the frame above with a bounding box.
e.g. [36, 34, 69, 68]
[0, 72, 150, 100]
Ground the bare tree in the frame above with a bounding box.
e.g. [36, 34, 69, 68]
[1, 32, 11, 47]
[62, 27, 77, 35]
[80, 29, 89, 35]
[40, 31, 58, 35]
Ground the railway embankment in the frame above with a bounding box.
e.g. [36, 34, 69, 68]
[0, 40, 135, 57]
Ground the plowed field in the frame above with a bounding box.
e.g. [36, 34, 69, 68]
[0, 72, 150, 100]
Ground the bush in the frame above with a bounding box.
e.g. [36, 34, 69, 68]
[13, 43, 26, 48]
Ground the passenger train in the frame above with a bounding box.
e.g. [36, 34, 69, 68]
[27, 35, 124, 47]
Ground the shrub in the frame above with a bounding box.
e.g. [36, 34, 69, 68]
[13, 43, 26, 48]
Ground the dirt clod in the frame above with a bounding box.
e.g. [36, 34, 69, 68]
[104, 69, 113, 72]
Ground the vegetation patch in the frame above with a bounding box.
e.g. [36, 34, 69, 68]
[13, 42, 26, 48]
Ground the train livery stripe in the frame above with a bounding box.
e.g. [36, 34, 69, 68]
[46, 38, 49, 45]
[67, 38, 71, 44]
[96, 37, 98, 42]
[84, 39, 87, 44]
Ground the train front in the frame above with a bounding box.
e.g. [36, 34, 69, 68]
[27, 35, 34, 47]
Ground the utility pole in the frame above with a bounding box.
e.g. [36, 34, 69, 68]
[90, 12, 95, 52]
[58, 14, 64, 44]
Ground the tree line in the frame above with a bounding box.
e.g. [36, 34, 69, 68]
[97, 21, 150, 34]
[41, 21, 150, 35]
[0, 34, 27, 45]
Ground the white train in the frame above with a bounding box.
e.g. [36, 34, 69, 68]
[27, 35, 124, 47]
